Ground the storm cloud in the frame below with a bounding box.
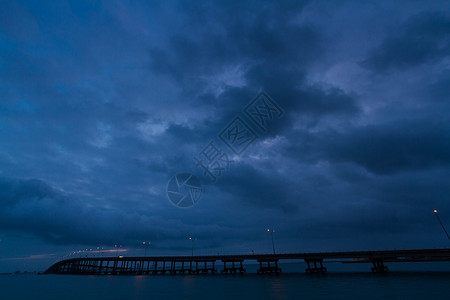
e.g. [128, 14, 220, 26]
[1, 0, 450, 271]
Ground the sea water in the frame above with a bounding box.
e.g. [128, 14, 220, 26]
[1, 263, 449, 300]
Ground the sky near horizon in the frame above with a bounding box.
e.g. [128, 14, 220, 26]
[1, 0, 450, 272]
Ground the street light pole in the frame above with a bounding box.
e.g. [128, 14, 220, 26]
[189, 237, 196, 256]
[142, 242, 151, 256]
[434, 210, 450, 241]
[267, 229, 276, 254]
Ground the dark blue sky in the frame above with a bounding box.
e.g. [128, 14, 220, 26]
[1, 0, 450, 272]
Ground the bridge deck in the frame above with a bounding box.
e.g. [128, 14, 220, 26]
[44, 248, 450, 275]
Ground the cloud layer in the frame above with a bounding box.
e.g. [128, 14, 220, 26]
[1, 0, 450, 271]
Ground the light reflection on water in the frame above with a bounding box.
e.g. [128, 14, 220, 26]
[268, 277, 287, 300]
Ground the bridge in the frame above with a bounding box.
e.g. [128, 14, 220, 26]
[44, 248, 450, 275]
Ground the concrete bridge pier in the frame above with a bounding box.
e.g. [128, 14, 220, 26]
[153, 260, 170, 274]
[305, 258, 327, 274]
[371, 258, 388, 273]
[169, 261, 184, 274]
[257, 259, 281, 274]
[193, 260, 217, 274]
[221, 259, 246, 274]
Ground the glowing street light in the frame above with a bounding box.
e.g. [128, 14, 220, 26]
[433, 210, 450, 241]
[142, 242, 151, 256]
[267, 229, 276, 254]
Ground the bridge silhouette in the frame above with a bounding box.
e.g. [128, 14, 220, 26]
[44, 248, 450, 275]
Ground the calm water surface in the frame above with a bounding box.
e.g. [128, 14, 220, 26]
[1, 263, 450, 300]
